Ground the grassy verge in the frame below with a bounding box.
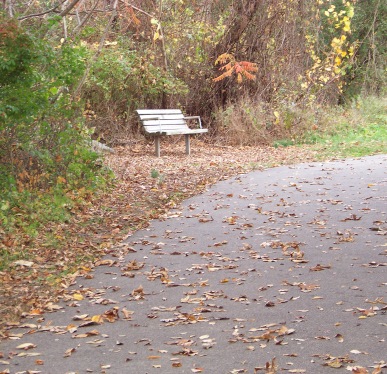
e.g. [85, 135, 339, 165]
[276, 96, 387, 158]
[311, 122, 386, 158]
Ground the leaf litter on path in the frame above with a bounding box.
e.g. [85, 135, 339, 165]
[1, 143, 386, 373]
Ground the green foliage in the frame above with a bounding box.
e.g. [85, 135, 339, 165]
[0, 16, 111, 249]
[83, 40, 189, 139]
[150, 169, 160, 179]
[273, 139, 295, 148]
[150, 169, 165, 185]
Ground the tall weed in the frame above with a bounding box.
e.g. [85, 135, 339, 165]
[213, 95, 387, 153]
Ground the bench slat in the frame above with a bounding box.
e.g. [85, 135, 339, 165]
[139, 115, 185, 121]
[145, 128, 189, 134]
[137, 109, 182, 115]
[162, 129, 207, 135]
[142, 119, 187, 127]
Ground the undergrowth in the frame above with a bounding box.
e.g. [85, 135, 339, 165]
[303, 96, 387, 157]
[0, 18, 113, 270]
[214, 95, 387, 158]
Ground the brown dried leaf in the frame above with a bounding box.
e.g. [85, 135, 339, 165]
[16, 342, 36, 350]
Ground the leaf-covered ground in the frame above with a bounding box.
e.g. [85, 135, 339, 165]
[0, 147, 385, 373]
[0, 139, 320, 334]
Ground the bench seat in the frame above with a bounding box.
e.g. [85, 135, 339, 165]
[136, 109, 208, 156]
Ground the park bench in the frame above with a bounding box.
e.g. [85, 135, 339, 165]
[136, 109, 208, 157]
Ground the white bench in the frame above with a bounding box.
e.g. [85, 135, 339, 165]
[136, 109, 208, 157]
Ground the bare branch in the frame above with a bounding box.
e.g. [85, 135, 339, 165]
[59, 0, 82, 17]
[18, 2, 63, 21]
[5, 0, 14, 18]
[62, 0, 68, 38]
[120, 1, 154, 18]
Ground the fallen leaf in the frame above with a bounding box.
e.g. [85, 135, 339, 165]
[372, 366, 382, 374]
[16, 343, 36, 350]
[13, 260, 34, 267]
[64, 347, 76, 357]
[122, 307, 134, 320]
[350, 367, 368, 374]
[103, 306, 120, 322]
[73, 293, 84, 301]
[310, 264, 331, 271]
[265, 357, 278, 373]
[324, 358, 342, 368]
[95, 259, 115, 267]
[335, 333, 344, 343]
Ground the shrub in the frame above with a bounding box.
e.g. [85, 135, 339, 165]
[0, 15, 109, 242]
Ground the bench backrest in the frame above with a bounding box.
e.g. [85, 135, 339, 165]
[136, 109, 189, 133]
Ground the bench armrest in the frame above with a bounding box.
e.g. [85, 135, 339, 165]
[183, 116, 202, 129]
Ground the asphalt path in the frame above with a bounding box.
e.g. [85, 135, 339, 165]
[1, 154, 386, 374]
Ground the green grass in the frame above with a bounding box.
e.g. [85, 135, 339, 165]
[299, 96, 387, 158]
[311, 122, 387, 158]
[273, 139, 295, 148]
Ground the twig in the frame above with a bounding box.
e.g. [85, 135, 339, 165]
[18, 2, 62, 21]
[71, 0, 100, 37]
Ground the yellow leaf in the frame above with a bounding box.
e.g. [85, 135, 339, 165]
[57, 176, 66, 184]
[91, 314, 103, 323]
[73, 293, 84, 301]
[327, 358, 342, 368]
[153, 31, 160, 41]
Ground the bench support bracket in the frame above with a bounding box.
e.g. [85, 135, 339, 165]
[185, 134, 191, 156]
[155, 136, 161, 157]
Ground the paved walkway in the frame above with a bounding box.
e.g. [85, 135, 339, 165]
[1, 155, 386, 373]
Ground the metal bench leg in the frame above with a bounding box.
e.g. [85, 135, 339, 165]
[185, 134, 191, 155]
[155, 136, 161, 157]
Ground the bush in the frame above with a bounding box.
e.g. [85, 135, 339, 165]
[83, 41, 189, 143]
[0, 16, 109, 242]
